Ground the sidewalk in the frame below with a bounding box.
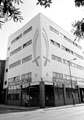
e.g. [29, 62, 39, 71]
[0, 103, 84, 112]
[0, 104, 40, 111]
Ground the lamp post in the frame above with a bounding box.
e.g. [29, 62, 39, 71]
[67, 58, 77, 105]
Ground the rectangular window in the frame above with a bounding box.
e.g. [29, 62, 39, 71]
[8, 76, 20, 87]
[61, 45, 74, 55]
[22, 55, 32, 63]
[9, 60, 21, 69]
[50, 39, 60, 48]
[73, 42, 82, 49]
[11, 34, 22, 44]
[21, 72, 32, 83]
[52, 72, 63, 81]
[23, 40, 32, 48]
[49, 26, 59, 35]
[23, 26, 32, 35]
[60, 33, 81, 50]
[74, 52, 83, 60]
[63, 74, 70, 80]
[8, 94, 19, 100]
[10, 46, 21, 56]
[52, 54, 62, 62]
[61, 45, 66, 51]
[64, 36, 72, 43]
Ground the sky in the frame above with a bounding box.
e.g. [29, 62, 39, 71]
[0, 0, 84, 60]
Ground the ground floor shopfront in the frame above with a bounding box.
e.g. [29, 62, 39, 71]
[5, 80, 84, 108]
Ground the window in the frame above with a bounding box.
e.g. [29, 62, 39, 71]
[6, 69, 8, 72]
[76, 64, 84, 70]
[74, 52, 83, 60]
[73, 42, 82, 49]
[8, 78, 14, 83]
[50, 39, 60, 48]
[21, 72, 32, 83]
[52, 72, 63, 82]
[61, 45, 66, 51]
[60, 32, 81, 49]
[64, 36, 72, 43]
[23, 26, 32, 35]
[8, 76, 20, 87]
[22, 55, 32, 63]
[52, 54, 62, 62]
[61, 45, 74, 55]
[7, 57, 9, 61]
[14, 76, 20, 82]
[63, 59, 68, 65]
[63, 74, 70, 80]
[23, 40, 32, 48]
[49, 26, 59, 35]
[9, 60, 21, 69]
[4, 81, 7, 85]
[8, 94, 19, 100]
[10, 46, 21, 56]
[11, 34, 22, 44]
[8, 47, 10, 51]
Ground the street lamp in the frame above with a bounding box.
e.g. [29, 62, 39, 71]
[67, 58, 77, 105]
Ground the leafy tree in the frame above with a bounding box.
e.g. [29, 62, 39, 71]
[0, 0, 84, 40]
[36, 0, 52, 8]
[0, 0, 23, 28]
[36, 0, 84, 41]
[72, 0, 84, 41]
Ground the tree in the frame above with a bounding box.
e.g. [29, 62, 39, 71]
[36, 0, 52, 8]
[0, 0, 23, 28]
[72, 0, 84, 41]
[0, 0, 84, 40]
[36, 0, 84, 41]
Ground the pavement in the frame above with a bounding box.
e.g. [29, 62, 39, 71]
[1, 103, 84, 120]
[0, 104, 40, 111]
[0, 103, 84, 112]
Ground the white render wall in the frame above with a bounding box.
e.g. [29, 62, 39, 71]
[40, 14, 84, 83]
[4, 13, 42, 88]
[3, 13, 84, 88]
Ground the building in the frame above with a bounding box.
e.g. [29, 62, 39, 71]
[3, 13, 84, 107]
[0, 60, 5, 104]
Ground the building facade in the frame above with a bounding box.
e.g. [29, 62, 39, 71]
[3, 13, 84, 107]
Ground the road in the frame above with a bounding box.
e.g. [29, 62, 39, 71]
[0, 105, 84, 120]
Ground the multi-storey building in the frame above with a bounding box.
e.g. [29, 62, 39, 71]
[3, 13, 84, 107]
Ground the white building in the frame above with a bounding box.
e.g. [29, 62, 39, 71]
[3, 13, 84, 107]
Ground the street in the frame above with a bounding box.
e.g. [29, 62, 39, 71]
[0, 105, 84, 120]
